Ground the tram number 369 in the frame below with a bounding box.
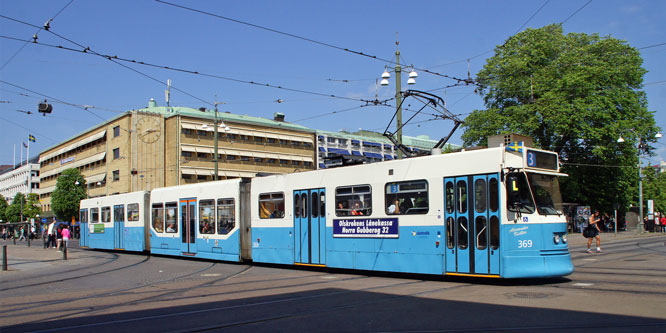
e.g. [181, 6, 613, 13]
[517, 240, 533, 248]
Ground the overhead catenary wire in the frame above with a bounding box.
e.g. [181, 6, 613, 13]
[0, 0, 75, 71]
[0, 33, 387, 105]
[0, 14, 214, 107]
[154, 0, 475, 86]
[0, 79, 110, 121]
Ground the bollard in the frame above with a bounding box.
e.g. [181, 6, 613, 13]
[62, 243, 67, 260]
[13, 236, 16, 245]
[27, 235, 30, 247]
[2, 245, 7, 271]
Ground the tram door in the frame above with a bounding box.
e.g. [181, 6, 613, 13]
[179, 199, 197, 254]
[294, 188, 326, 265]
[472, 174, 500, 275]
[444, 177, 470, 273]
[79, 209, 89, 247]
[445, 174, 501, 275]
[113, 204, 125, 249]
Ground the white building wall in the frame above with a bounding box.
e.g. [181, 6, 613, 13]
[0, 163, 40, 204]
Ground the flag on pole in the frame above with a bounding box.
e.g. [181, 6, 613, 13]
[29, 134, 36, 142]
[22, 142, 28, 148]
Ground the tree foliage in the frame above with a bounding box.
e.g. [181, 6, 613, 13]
[463, 24, 660, 214]
[51, 168, 86, 221]
[0, 195, 7, 222]
[6, 193, 26, 222]
[24, 193, 41, 220]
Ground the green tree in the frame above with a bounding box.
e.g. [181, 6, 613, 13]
[0, 194, 8, 222]
[6, 193, 26, 222]
[51, 168, 86, 222]
[463, 24, 660, 213]
[23, 193, 41, 220]
[642, 167, 666, 215]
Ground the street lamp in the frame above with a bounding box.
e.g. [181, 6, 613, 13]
[617, 131, 663, 234]
[379, 42, 417, 159]
[75, 180, 89, 199]
[202, 102, 230, 181]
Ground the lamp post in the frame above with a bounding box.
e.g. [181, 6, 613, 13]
[202, 102, 230, 181]
[380, 41, 417, 159]
[618, 131, 663, 234]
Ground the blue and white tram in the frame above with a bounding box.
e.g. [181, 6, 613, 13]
[148, 179, 247, 261]
[79, 191, 150, 252]
[249, 146, 572, 278]
[80, 145, 573, 279]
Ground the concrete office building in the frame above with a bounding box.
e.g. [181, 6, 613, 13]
[37, 99, 316, 214]
[0, 158, 40, 205]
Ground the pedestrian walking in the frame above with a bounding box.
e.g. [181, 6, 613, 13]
[61, 225, 71, 250]
[660, 215, 666, 233]
[585, 211, 602, 253]
[56, 224, 64, 252]
[18, 226, 26, 241]
[1, 227, 6, 240]
[47, 220, 56, 249]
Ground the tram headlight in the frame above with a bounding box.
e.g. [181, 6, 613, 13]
[553, 234, 561, 244]
[562, 234, 567, 244]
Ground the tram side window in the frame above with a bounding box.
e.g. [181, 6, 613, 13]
[259, 193, 285, 219]
[101, 207, 111, 223]
[114, 205, 125, 223]
[199, 199, 215, 234]
[217, 199, 235, 235]
[91, 208, 99, 223]
[335, 185, 372, 217]
[165, 202, 178, 233]
[152, 203, 164, 233]
[127, 203, 140, 222]
[79, 209, 88, 223]
[385, 180, 428, 215]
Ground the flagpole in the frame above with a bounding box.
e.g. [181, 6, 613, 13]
[13, 144, 16, 169]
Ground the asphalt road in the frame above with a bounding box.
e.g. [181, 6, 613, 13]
[1, 232, 665, 332]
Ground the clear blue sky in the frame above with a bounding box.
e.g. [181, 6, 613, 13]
[1, 0, 664, 166]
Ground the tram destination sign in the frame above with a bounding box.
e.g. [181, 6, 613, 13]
[526, 149, 558, 170]
[333, 218, 399, 238]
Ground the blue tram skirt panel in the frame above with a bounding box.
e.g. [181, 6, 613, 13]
[86, 225, 146, 252]
[500, 222, 573, 278]
[149, 231, 241, 262]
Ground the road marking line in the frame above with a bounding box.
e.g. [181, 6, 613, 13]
[201, 273, 221, 277]
[573, 283, 594, 287]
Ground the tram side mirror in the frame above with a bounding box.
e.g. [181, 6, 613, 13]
[507, 174, 521, 208]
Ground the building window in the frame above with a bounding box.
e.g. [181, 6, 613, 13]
[240, 156, 250, 161]
[181, 151, 192, 157]
[182, 128, 193, 135]
[259, 192, 284, 219]
[113, 126, 120, 137]
[227, 133, 237, 140]
[280, 159, 289, 165]
[254, 137, 263, 143]
[227, 155, 236, 161]
[279, 139, 288, 145]
[267, 159, 276, 164]
[197, 152, 207, 159]
[197, 130, 207, 136]
[267, 138, 277, 144]
[113, 148, 120, 159]
[182, 174, 192, 180]
[254, 157, 263, 163]
[113, 170, 120, 181]
[197, 175, 208, 181]
[304, 161, 313, 167]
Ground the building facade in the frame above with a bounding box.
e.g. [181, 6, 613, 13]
[37, 99, 316, 214]
[0, 158, 40, 204]
[316, 129, 459, 168]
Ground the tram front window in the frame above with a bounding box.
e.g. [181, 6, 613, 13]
[506, 173, 535, 214]
[527, 173, 563, 216]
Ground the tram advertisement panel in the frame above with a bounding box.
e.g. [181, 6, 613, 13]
[333, 218, 398, 238]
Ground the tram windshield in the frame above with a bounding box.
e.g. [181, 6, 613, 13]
[506, 172, 535, 214]
[527, 173, 563, 216]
